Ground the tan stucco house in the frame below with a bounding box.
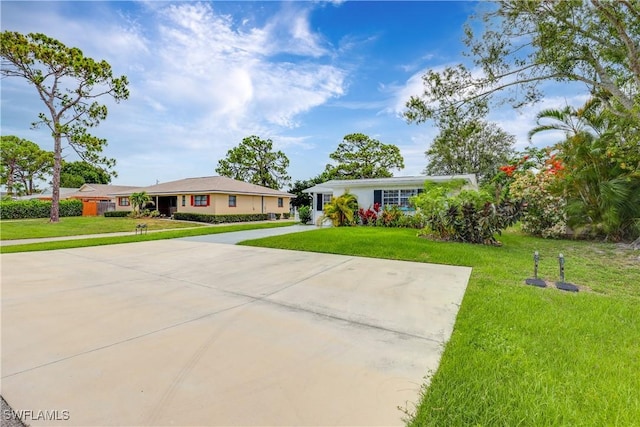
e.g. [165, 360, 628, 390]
[110, 176, 293, 217]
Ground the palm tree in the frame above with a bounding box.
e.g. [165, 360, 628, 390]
[319, 192, 359, 226]
[130, 191, 151, 214]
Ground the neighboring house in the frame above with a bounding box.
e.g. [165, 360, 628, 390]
[302, 174, 478, 224]
[66, 184, 140, 216]
[17, 184, 139, 216]
[110, 176, 294, 218]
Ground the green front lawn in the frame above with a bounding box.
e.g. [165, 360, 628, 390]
[0, 221, 297, 254]
[0, 216, 205, 240]
[240, 227, 640, 426]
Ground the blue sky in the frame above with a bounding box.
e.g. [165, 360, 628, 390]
[1, 1, 588, 188]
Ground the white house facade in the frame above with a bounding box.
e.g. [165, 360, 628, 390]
[302, 174, 478, 224]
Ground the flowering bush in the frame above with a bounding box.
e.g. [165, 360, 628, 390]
[509, 171, 567, 238]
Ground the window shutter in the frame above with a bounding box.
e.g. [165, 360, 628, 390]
[206, 195, 210, 206]
[374, 190, 382, 205]
[190, 195, 194, 206]
[317, 194, 323, 211]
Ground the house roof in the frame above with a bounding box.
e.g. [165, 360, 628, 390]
[109, 176, 294, 197]
[302, 174, 478, 193]
[16, 187, 81, 200]
[66, 183, 139, 199]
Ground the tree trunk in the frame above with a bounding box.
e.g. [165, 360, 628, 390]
[6, 162, 15, 197]
[50, 134, 62, 223]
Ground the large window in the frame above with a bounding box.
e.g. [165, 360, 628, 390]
[229, 195, 237, 207]
[193, 195, 209, 206]
[277, 197, 283, 208]
[382, 189, 419, 208]
[118, 197, 130, 207]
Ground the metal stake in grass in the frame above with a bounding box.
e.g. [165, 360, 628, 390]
[556, 253, 579, 292]
[525, 251, 546, 287]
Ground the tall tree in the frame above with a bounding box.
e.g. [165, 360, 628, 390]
[425, 103, 515, 183]
[0, 135, 53, 196]
[1, 32, 129, 222]
[60, 161, 112, 187]
[216, 135, 290, 190]
[405, 0, 640, 125]
[324, 133, 405, 179]
[289, 177, 321, 209]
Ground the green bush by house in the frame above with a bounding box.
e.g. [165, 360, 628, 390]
[0, 199, 83, 220]
[173, 212, 269, 224]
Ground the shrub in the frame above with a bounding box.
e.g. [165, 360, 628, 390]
[414, 181, 525, 245]
[275, 213, 282, 220]
[358, 203, 380, 225]
[282, 212, 290, 219]
[104, 210, 131, 217]
[298, 206, 312, 224]
[173, 212, 268, 224]
[0, 199, 82, 219]
[377, 205, 403, 227]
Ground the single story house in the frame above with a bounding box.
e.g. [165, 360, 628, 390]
[302, 174, 478, 224]
[110, 176, 294, 218]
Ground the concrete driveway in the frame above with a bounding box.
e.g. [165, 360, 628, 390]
[1, 239, 471, 426]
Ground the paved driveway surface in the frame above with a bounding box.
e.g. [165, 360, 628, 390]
[1, 239, 471, 426]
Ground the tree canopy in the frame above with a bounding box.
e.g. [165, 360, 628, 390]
[404, 0, 640, 125]
[1, 31, 129, 221]
[215, 135, 290, 190]
[0, 135, 53, 196]
[60, 161, 112, 188]
[289, 177, 325, 208]
[324, 133, 405, 180]
[425, 103, 515, 183]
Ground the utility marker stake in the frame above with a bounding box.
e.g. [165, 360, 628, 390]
[555, 253, 578, 292]
[525, 250, 547, 287]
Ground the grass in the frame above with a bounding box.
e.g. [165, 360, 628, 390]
[0, 220, 297, 254]
[0, 216, 205, 240]
[240, 227, 640, 426]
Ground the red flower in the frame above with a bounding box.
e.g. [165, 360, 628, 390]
[499, 165, 516, 177]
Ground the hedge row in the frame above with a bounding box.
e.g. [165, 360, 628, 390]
[173, 212, 269, 224]
[104, 211, 132, 218]
[0, 199, 83, 220]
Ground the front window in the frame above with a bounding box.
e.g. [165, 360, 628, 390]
[382, 189, 418, 208]
[278, 197, 283, 208]
[119, 197, 130, 206]
[229, 195, 237, 207]
[182, 195, 186, 207]
[194, 195, 208, 206]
